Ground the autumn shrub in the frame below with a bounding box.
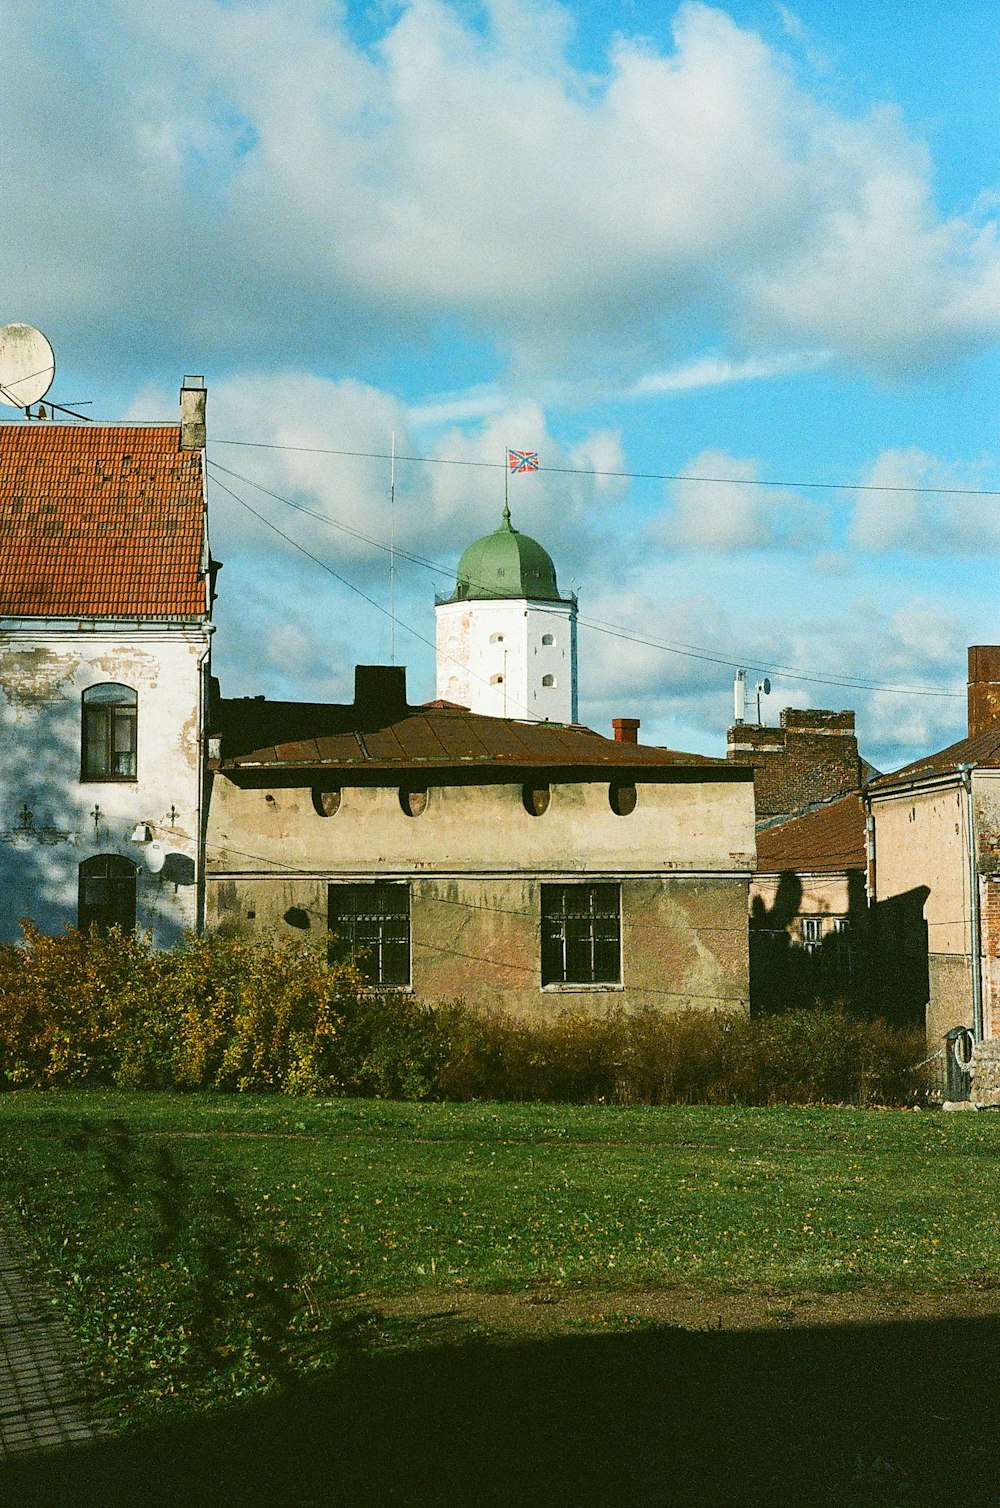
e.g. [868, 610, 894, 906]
[432, 1004, 927, 1107]
[0, 927, 927, 1104]
[0, 927, 363, 1094]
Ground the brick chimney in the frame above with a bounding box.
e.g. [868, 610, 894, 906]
[354, 664, 408, 720]
[726, 707, 862, 824]
[612, 717, 640, 744]
[180, 376, 207, 451]
[968, 646, 1000, 737]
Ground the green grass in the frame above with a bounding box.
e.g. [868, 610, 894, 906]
[2, 1093, 1000, 1423]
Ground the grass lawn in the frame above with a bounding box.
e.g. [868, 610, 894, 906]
[2, 1092, 1000, 1427]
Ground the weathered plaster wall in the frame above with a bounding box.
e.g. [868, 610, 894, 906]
[0, 626, 210, 944]
[435, 598, 577, 723]
[205, 773, 753, 1016]
[750, 872, 853, 936]
[206, 871, 749, 1019]
[206, 775, 756, 878]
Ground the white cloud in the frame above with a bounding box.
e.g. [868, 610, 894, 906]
[6, 0, 1000, 380]
[851, 447, 998, 553]
[649, 449, 823, 552]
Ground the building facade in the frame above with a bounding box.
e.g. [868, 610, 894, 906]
[435, 504, 578, 723]
[205, 666, 755, 1019]
[0, 381, 214, 944]
[865, 647, 1000, 1044]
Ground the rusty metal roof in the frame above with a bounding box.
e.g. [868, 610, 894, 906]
[0, 424, 207, 618]
[756, 792, 866, 874]
[867, 724, 1000, 789]
[217, 697, 745, 776]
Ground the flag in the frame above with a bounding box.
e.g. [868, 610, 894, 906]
[508, 449, 539, 473]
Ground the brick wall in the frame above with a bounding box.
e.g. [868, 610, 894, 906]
[982, 877, 1000, 1039]
[727, 708, 862, 824]
[968, 646, 1000, 738]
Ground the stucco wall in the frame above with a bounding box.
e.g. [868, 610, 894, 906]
[0, 625, 210, 944]
[435, 598, 577, 723]
[206, 773, 756, 878]
[205, 771, 753, 1017]
[206, 871, 749, 1019]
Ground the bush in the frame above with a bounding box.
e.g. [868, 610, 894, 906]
[0, 927, 927, 1105]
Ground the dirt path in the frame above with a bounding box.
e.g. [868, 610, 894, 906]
[338, 1280, 1000, 1341]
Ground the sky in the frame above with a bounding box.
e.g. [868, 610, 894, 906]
[4, 0, 1000, 772]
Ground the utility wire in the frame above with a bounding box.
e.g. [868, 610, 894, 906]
[212, 438, 1000, 500]
[206, 457, 963, 702]
[207, 468, 539, 719]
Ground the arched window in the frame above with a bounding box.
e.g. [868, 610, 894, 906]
[78, 855, 138, 935]
[490, 632, 504, 644]
[541, 674, 556, 688]
[82, 684, 137, 780]
[541, 633, 554, 646]
[490, 673, 504, 685]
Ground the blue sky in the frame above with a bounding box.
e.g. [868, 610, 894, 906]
[5, 0, 1000, 770]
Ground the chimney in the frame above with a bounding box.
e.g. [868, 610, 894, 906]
[612, 717, 640, 744]
[968, 646, 1000, 737]
[180, 375, 207, 451]
[354, 664, 408, 720]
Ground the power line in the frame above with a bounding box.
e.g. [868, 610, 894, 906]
[206, 467, 539, 719]
[211, 437, 1000, 500]
[206, 458, 963, 702]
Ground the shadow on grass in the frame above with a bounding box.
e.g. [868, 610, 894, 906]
[3, 1312, 999, 1507]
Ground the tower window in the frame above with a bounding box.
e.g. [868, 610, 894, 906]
[542, 674, 556, 688]
[541, 634, 554, 646]
[81, 684, 137, 781]
[490, 633, 504, 644]
[491, 674, 504, 685]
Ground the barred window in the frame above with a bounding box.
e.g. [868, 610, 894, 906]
[328, 882, 410, 987]
[78, 855, 138, 935]
[541, 883, 621, 986]
[82, 684, 137, 780]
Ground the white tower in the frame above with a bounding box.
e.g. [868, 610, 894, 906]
[435, 503, 578, 723]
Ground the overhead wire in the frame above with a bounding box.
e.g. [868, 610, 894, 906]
[206, 455, 963, 702]
[212, 438, 1000, 500]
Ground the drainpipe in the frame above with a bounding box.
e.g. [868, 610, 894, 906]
[959, 765, 984, 1042]
[195, 631, 215, 937]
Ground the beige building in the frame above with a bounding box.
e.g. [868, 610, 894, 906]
[866, 647, 1000, 1044]
[205, 666, 755, 1018]
[750, 793, 868, 1013]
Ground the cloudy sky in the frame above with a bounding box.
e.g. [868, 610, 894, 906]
[5, 0, 1000, 771]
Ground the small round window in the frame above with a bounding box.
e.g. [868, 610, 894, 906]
[491, 673, 504, 685]
[609, 783, 637, 817]
[311, 786, 342, 817]
[490, 632, 504, 644]
[400, 786, 428, 817]
[541, 633, 554, 646]
[522, 783, 550, 816]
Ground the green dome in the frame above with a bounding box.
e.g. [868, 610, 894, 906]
[445, 505, 564, 603]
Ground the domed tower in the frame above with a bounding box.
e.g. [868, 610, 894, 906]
[435, 504, 578, 722]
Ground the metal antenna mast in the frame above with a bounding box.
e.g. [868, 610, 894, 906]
[389, 431, 396, 665]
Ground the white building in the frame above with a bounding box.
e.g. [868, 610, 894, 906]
[435, 503, 578, 723]
[0, 380, 215, 944]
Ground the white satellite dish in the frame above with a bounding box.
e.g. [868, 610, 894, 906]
[0, 324, 56, 409]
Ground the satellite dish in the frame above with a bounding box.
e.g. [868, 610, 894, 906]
[763, 677, 771, 696]
[0, 324, 56, 409]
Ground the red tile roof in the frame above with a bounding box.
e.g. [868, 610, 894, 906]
[217, 698, 748, 776]
[755, 792, 867, 873]
[0, 423, 207, 618]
